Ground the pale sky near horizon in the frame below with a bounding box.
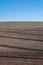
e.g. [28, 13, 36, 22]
[0, 0, 43, 21]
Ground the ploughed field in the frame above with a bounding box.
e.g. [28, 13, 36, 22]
[0, 22, 43, 65]
[0, 57, 43, 65]
[0, 28, 43, 65]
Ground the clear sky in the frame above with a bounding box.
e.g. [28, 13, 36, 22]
[0, 0, 43, 21]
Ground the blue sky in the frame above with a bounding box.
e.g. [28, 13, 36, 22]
[0, 0, 43, 21]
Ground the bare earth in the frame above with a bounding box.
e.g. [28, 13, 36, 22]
[0, 22, 43, 65]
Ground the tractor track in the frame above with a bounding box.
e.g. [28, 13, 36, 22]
[0, 44, 43, 51]
[0, 35, 43, 42]
[0, 30, 43, 36]
[0, 55, 43, 59]
[0, 29, 43, 59]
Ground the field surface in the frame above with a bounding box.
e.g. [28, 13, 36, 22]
[0, 22, 43, 65]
